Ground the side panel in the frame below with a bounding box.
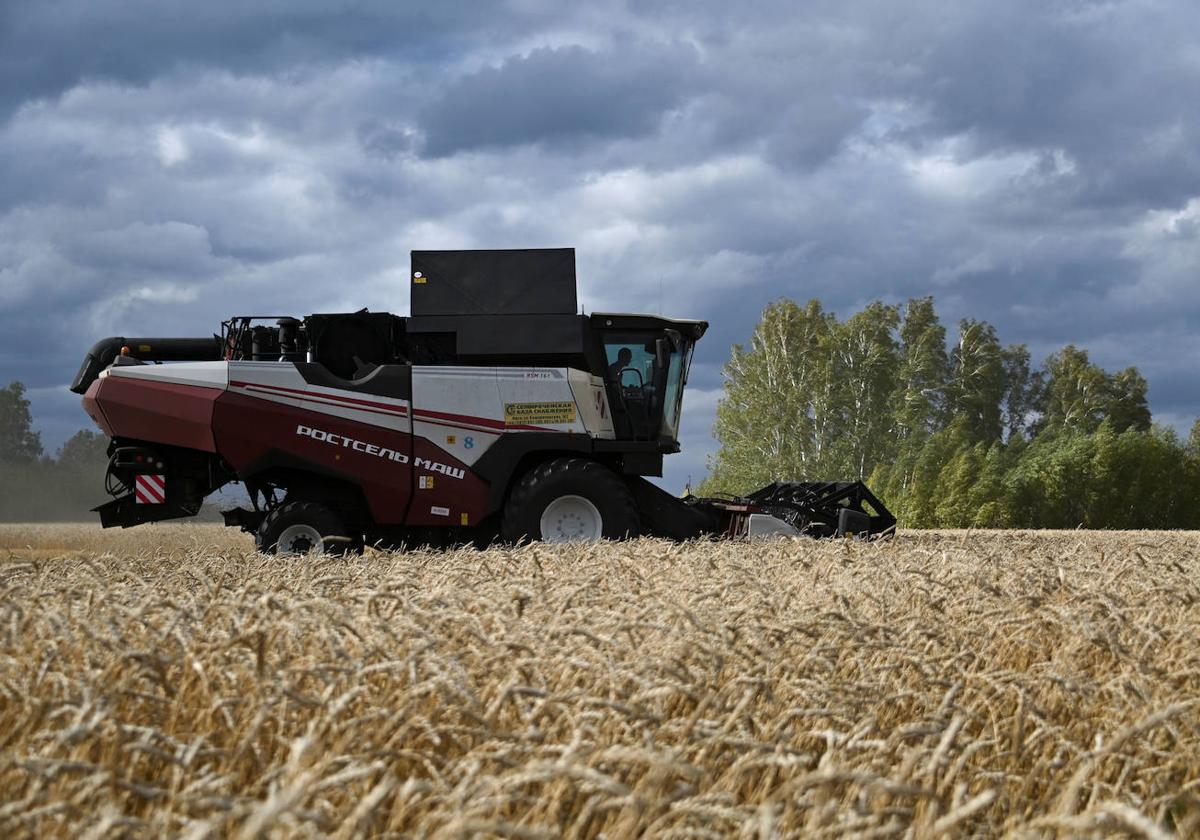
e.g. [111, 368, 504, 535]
[214, 392, 415, 525]
[217, 362, 305, 479]
[218, 362, 415, 525]
[409, 366, 590, 526]
[299, 370, 414, 524]
[405, 439, 491, 527]
[410, 367, 505, 466]
[88, 375, 220, 452]
[493, 368, 591, 436]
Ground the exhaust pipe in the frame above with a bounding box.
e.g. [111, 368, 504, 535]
[70, 336, 221, 394]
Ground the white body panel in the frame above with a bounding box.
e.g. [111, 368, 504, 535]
[410, 366, 611, 465]
[493, 368, 590, 435]
[411, 366, 503, 466]
[104, 361, 229, 389]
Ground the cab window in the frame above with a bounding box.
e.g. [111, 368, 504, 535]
[604, 338, 654, 387]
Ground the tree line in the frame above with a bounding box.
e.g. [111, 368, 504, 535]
[0, 382, 115, 521]
[701, 297, 1200, 529]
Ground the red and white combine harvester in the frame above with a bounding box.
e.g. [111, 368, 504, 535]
[72, 249, 894, 553]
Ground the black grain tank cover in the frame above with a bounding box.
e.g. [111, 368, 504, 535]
[410, 249, 577, 316]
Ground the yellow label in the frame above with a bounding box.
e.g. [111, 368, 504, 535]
[460, 512, 469, 526]
[504, 401, 577, 425]
[138, 344, 151, 352]
[413, 277, 427, 284]
[446, 435, 456, 444]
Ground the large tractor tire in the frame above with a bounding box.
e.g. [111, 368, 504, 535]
[502, 457, 640, 543]
[257, 501, 358, 555]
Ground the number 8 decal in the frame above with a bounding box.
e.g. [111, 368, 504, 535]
[464, 436, 475, 449]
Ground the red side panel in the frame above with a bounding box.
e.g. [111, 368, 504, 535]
[212, 391, 416, 525]
[405, 438, 491, 527]
[82, 379, 113, 437]
[87, 376, 218, 452]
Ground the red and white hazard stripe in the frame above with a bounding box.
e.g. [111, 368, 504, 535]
[134, 474, 166, 504]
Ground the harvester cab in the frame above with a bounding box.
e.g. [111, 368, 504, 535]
[596, 316, 697, 446]
[71, 248, 895, 552]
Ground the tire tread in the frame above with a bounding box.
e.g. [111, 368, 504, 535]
[257, 501, 356, 555]
[501, 457, 639, 543]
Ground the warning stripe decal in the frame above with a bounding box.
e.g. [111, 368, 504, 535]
[135, 474, 166, 504]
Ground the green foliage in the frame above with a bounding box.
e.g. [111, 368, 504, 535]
[947, 320, 1006, 443]
[707, 297, 1198, 529]
[57, 429, 109, 467]
[703, 299, 840, 494]
[1000, 344, 1038, 441]
[702, 298, 902, 494]
[892, 297, 949, 441]
[0, 381, 44, 463]
[835, 302, 901, 478]
[1106, 367, 1152, 433]
[1036, 346, 1150, 435]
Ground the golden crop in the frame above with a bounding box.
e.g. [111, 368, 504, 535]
[1, 525, 1198, 838]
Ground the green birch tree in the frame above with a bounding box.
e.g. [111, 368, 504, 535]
[833, 301, 900, 479]
[704, 299, 838, 493]
[947, 320, 1006, 443]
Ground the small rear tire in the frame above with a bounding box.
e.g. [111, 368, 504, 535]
[502, 457, 640, 543]
[257, 502, 359, 555]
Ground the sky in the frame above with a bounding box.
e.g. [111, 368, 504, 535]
[2, 0, 1199, 492]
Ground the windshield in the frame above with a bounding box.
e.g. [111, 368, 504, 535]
[603, 333, 694, 441]
[661, 341, 693, 440]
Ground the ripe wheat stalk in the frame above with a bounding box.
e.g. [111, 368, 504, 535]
[0, 525, 1198, 837]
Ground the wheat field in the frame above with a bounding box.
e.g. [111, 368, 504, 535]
[1, 525, 1198, 838]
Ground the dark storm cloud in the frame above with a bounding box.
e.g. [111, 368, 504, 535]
[2, 0, 1199, 491]
[0, 1, 545, 116]
[419, 43, 699, 156]
[885, 3, 1200, 214]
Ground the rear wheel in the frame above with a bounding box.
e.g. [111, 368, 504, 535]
[257, 501, 358, 555]
[502, 457, 640, 543]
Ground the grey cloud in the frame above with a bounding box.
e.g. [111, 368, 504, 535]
[888, 3, 1200, 214]
[0, 1, 556, 117]
[419, 43, 699, 156]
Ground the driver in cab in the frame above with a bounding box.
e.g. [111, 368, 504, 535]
[608, 347, 633, 382]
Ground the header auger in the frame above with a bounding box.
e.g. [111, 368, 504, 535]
[72, 248, 894, 553]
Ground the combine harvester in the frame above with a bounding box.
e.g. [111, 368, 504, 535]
[71, 249, 894, 553]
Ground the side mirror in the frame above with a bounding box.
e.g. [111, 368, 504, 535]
[655, 337, 670, 370]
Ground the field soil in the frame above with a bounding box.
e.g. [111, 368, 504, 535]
[1, 525, 1198, 837]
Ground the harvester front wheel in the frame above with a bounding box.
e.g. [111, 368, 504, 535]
[502, 457, 640, 543]
[258, 502, 356, 555]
